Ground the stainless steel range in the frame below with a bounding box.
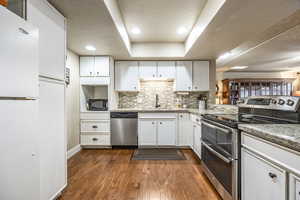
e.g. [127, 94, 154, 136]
[201, 96, 300, 200]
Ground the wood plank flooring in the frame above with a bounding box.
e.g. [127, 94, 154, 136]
[58, 149, 221, 200]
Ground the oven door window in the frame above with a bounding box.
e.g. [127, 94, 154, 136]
[202, 144, 232, 194]
[202, 121, 232, 156]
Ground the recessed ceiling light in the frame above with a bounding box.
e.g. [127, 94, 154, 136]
[231, 66, 249, 70]
[218, 52, 232, 60]
[177, 27, 187, 35]
[85, 45, 96, 51]
[131, 27, 141, 35]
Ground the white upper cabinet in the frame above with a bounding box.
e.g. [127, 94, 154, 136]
[0, 6, 38, 98]
[27, 1, 66, 80]
[115, 61, 139, 92]
[80, 56, 110, 77]
[175, 61, 193, 91]
[139, 61, 157, 79]
[94, 56, 110, 77]
[80, 57, 94, 77]
[193, 61, 210, 91]
[157, 61, 175, 79]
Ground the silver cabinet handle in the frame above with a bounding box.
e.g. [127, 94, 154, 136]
[19, 28, 29, 35]
[92, 125, 98, 129]
[201, 121, 230, 133]
[196, 118, 200, 122]
[180, 115, 183, 118]
[152, 122, 155, 125]
[92, 138, 98, 141]
[268, 172, 277, 179]
[160, 122, 162, 125]
[153, 74, 155, 77]
[90, 72, 92, 75]
[202, 142, 232, 163]
[159, 74, 162, 77]
[97, 72, 99, 75]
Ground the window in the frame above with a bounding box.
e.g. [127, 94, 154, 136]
[7, 0, 26, 19]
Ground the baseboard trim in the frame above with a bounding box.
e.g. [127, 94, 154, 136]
[67, 144, 81, 159]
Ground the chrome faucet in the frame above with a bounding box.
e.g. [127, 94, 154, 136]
[155, 94, 161, 108]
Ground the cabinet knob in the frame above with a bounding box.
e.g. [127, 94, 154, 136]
[196, 119, 199, 122]
[180, 115, 183, 118]
[159, 74, 162, 77]
[268, 172, 277, 179]
[153, 74, 155, 77]
[92, 125, 98, 129]
[92, 138, 98, 141]
[160, 122, 162, 125]
[90, 72, 92, 75]
[97, 72, 99, 75]
[188, 86, 191, 90]
[152, 122, 155, 125]
[195, 86, 198, 89]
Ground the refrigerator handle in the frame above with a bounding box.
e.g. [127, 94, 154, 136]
[0, 97, 37, 101]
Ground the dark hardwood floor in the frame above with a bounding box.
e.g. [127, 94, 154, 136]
[58, 149, 221, 200]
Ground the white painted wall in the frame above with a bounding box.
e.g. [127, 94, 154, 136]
[66, 50, 80, 150]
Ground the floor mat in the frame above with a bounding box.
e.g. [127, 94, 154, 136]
[132, 148, 186, 160]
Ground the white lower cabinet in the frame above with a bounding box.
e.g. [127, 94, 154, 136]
[193, 122, 202, 158]
[241, 148, 286, 200]
[157, 119, 176, 146]
[81, 134, 110, 146]
[178, 113, 193, 146]
[296, 179, 300, 200]
[139, 119, 157, 146]
[138, 116, 176, 146]
[39, 79, 66, 200]
[289, 174, 300, 200]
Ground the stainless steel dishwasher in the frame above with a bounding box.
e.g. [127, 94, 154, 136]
[110, 112, 138, 147]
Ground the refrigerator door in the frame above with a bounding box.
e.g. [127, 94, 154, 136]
[0, 6, 38, 98]
[0, 100, 39, 200]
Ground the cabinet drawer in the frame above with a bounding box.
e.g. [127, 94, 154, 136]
[80, 112, 110, 120]
[242, 133, 300, 175]
[81, 120, 110, 132]
[190, 114, 201, 124]
[178, 113, 189, 120]
[139, 112, 177, 119]
[81, 134, 110, 146]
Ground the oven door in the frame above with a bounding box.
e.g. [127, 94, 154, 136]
[201, 120, 238, 159]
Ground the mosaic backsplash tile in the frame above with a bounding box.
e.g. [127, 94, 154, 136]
[118, 81, 209, 109]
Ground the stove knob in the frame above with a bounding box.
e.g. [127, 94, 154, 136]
[278, 99, 285, 105]
[271, 99, 277, 104]
[287, 100, 295, 106]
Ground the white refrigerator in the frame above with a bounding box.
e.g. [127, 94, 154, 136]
[0, 6, 40, 200]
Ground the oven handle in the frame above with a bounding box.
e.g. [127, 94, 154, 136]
[201, 121, 230, 133]
[202, 142, 232, 164]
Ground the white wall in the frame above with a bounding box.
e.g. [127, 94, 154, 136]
[66, 50, 80, 150]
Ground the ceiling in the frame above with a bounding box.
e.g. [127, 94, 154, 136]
[48, 0, 300, 72]
[117, 0, 207, 42]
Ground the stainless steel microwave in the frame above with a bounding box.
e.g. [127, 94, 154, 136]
[87, 99, 108, 111]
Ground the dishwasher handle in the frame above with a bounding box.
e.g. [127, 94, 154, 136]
[110, 112, 138, 118]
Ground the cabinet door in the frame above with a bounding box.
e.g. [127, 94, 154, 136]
[139, 61, 157, 79]
[193, 61, 209, 91]
[0, 100, 39, 200]
[193, 123, 202, 158]
[157, 61, 175, 79]
[39, 79, 66, 200]
[115, 61, 139, 91]
[289, 174, 300, 200]
[94, 56, 110, 77]
[178, 113, 193, 146]
[157, 119, 176, 146]
[297, 180, 300, 200]
[80, 57, 95, 77]
[27, 2, 65, 80]
[0, 6, 38, 98]
[242, 149, 286, 200]
[139, 120, 157, 146]
[175, 61, 193, 91]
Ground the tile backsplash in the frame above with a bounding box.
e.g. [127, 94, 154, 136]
[118, 80, 208, 109]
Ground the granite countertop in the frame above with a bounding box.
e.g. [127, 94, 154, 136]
[238, 124, 300, 152]
[110, 107, 237, 116]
